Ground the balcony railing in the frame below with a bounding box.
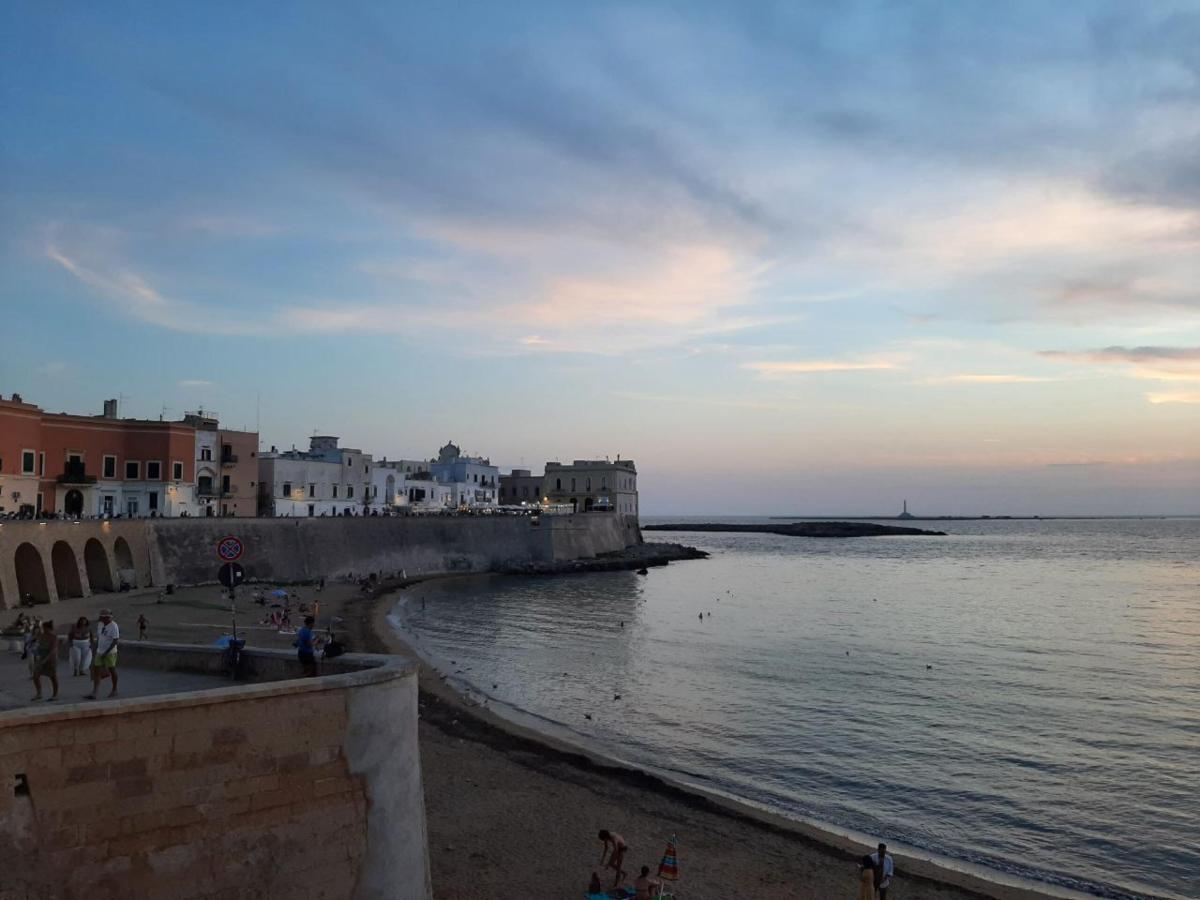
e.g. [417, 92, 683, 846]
[221, 454, 239, 465]
[57, 462, 97, 485]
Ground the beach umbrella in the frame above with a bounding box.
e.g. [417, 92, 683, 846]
[657, 835, 679, 890]
[271, 589, 289, 598]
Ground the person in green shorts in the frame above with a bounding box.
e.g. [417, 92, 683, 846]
[86, 609, 120, 700]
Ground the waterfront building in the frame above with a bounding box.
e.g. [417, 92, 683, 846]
[499, 468, 544, 506]
[368, 458, 431, 512]
[0, 395, 196, 518]
[429, 442, 498, 508]
[543, 458, 638, 515]
[257, 435, 374, 517]
[183, 411, 258, 517]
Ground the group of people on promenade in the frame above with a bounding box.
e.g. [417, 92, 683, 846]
[14, 608, 131, 702]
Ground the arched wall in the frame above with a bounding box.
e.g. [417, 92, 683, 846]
[51, 541, 84, 600]
[84, 538, 114, 593]
[113, 536, 137, 588]
[15, 542, 51, 605]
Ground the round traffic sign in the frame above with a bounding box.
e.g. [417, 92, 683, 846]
[218, 562, 246, 589]
[216, 536, 244, 562]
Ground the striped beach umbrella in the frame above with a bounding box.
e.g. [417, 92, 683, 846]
[657, 835, 679, 882]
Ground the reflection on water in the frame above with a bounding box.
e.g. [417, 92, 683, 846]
[395, 518, 1200, 899]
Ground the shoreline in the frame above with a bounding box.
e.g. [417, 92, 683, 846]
[355, 573, 1113, 900]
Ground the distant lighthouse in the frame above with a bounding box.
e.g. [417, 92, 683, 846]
[898, 499, 914, 520]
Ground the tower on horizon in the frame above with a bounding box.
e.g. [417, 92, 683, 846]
[898, 499, 914, 520]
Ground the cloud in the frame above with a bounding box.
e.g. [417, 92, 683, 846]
[1040, 346, 1200, 382]
[933, 374, 1057, 384]
[743, 359, 896, 377]
[178, 379, 213, 388]
[1146, 390, 1200, 405]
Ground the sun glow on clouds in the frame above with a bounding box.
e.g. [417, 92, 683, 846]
[743, 360, 897, 377]
[1146, 391, 1200, 405]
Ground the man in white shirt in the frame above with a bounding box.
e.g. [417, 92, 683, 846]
[86, 609, 120, 700]
[870, 842, 894, 899]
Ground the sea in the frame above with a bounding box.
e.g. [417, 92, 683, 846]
[389, 517, 1200, 899]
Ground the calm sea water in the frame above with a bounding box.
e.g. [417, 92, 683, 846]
[391, 518, 1200, 899]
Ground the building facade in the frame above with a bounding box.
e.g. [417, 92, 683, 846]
[543, 459, 638, 515]
[499, 468, 544, 506]
[0, 395, 197, 518]
[184, 412, 259, 517]
[429, 442, 498, 508]
[258, 436, 374, 517]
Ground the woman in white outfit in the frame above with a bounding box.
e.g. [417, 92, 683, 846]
[68, 616, 92, 676]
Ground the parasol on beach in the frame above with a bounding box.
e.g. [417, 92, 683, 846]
[656, 835, 679, 897]
[271, 589, 289, 598]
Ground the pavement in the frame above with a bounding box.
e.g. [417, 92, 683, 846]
[0, 580, 365, 713]
[0, 650, 229, 712]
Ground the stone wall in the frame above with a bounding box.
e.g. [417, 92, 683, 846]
[0, 514, 641, 608]
[0, 648, 430, 900]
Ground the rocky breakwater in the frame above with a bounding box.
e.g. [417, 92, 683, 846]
[644, 521, 947, 537]
[498, 541, 707, 575]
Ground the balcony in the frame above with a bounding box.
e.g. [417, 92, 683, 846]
[220, 454, 239, 466]
[57, 461, 97, 485]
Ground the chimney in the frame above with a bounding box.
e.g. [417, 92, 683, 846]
[103, 398, 118, 419]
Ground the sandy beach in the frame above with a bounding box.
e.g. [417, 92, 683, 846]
[7, 574, 1088, 900]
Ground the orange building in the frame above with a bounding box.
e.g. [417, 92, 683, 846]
[0, 395, 196, 517]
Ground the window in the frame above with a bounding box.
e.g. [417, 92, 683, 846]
[364, 463, 368, 474]
[21, 450, 35, 474]
[308, 504, 315, 517]
[555, 478, 561, 490]
[201, 447, 212, 461]
[586, 478, 591, 491]
[570, 478, 576, 491]
[149, 491, 159, 511]
[522, 486, 529, 498]
[282, 482, 292, 497]
[103, 456, 117, 478]
[347, 485, 354, 498]
[308, 483, 315, 497]
[222, 475, 231, 493]
[198, 475, 213, 495]
[346, 459, 352, 467]
[332, 485, 338, 498]
[125, 461, 140, 480]
[147, 461, 162, 480]
[39, 452, 45, 476]
[172, 461, 183, 480]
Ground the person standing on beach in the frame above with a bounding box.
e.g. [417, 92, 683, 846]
[857, 854, 875, 900]
[598, 829, 628, 888]
[870, 843, 894, 899]
[86, 609, 119, 700]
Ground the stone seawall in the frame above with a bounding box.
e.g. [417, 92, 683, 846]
[0, 514, 641, 608]
[0, 647, 430, 900]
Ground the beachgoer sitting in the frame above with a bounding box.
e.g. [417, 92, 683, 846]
[598, 829, 628, 888]
[633, 865, 660, 899]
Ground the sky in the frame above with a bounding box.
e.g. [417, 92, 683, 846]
[1, 1, 1198, 515]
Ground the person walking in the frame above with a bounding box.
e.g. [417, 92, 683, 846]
[68, 617, 92, 676]
[86, 609, 120, 700]
[870, 843, 895, 899]
[30, 621, 59, 701]
[137, 613, 148, 640]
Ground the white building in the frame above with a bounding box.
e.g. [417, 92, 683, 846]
[429, 442, 498, 508]
[258, 436, 374, 517]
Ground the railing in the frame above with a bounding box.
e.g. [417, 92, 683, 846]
[57, 462, 97, 485]
[221, 454, 239, 465]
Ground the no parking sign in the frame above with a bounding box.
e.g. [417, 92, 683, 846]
[216, 535, 244, 562]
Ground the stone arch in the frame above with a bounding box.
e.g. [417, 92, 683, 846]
[113, 536, 137, 588]
[14, 542, 51, 605]
[51, 541, 84, 600]
[84, 538, 114, 592]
